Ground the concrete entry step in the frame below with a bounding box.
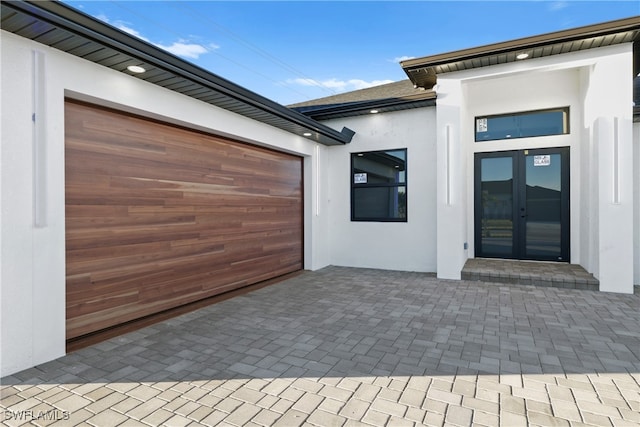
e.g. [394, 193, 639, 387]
[462, 258, 599, 291]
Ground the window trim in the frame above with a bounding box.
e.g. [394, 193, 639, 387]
[475, 107, 570, 142]
[351, 148, 407, 222]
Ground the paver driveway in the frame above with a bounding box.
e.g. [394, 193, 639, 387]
[1, 266, 639, 426]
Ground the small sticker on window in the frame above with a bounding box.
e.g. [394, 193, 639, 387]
[534, 155, 551, 166]
[476, 118, 487, 132]
[354, 173, 367, 184]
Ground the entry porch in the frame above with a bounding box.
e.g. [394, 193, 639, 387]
[462, 258, 599, 291]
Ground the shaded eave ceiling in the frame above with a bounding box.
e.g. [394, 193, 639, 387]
[1, 0, 354, 146]
[402, 16, 640, 88]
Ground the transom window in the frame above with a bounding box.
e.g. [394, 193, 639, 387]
[475, 107, 569, 142]
[351, 149, 407, 222]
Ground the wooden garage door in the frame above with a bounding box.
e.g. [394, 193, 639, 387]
[65, 100, 303, 339]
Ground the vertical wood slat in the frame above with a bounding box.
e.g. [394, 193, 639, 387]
[65, 100, 303, 339]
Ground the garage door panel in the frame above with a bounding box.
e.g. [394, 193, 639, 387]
[67, 213, 198, 230]
[67, 265, 269, 337]
[65, 136, 168, 159]
[66, 147, 220, 184]
[67, 138, 296, 187]
[65, 100, 303, 339]
[67, 297, 184, 339]
[66, 240, 224, 277]
[67, 289, 141, 319]
[66, 229, 202, 252]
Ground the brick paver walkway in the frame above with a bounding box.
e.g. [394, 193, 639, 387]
[1, 266, 639, 426]
[462, 259, 600, 291]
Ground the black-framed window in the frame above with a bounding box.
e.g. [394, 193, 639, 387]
[351, 149, 407, 222]
[475, 107, 569, 142]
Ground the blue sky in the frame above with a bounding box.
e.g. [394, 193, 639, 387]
[64, 1, 638, 106]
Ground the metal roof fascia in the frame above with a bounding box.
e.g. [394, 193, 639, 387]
[7, 0, 352, 145]
[295, 95, 437, 120]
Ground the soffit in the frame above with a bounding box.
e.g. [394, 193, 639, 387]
[1, 0, 354, 146]
[402, 17, 640, 90]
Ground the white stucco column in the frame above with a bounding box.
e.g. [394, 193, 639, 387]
[304, 143, 331, 271]
[435, 80, 468, 280]
[594, 116, 634, 293]
[1, 38, 67, 377]
[634, 123, 640, 286]
[585, 47, 634, 294]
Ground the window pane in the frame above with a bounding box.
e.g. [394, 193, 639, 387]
[353, 150, 406, 184]
[525, 153, 562, 258]
[479, 157, 513, 256]
[353, 186, 406, 220]
[476, 109, 568, 142]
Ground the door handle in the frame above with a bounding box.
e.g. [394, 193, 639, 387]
[520, 208, 527, 218]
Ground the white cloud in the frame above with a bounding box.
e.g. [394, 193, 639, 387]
[290, 78, 322, 87]
[288, 78, 337, 89]
[392, 55, 415, 63]
[97, 14, 212, 59]
[320, 78, 351, 90]
[155, 41, 209, 59]
[114, 22, 151, 43]
[548, 1, 568, 11]
[346, 79, 395, 90]
[288, 78, 394, 92]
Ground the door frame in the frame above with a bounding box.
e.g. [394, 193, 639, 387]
[474, 147, 570, 262]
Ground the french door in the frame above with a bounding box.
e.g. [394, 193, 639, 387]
[474, 147, 570, 262]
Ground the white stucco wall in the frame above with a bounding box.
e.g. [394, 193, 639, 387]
[634, 122, 640, 286]
[0, 31, 332, 376]
[322, 108, 438, 273]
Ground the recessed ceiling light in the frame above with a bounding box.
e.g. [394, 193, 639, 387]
[127, 65, 146, 73]
[516, 53, 529, 60]
[303, 132, 312, 137]
[370, 109, 379, 114]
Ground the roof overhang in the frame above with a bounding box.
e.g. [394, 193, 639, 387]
[1, 0, 354, 145]
[293, 91, 436, 121]
[401, 16, 640, 89]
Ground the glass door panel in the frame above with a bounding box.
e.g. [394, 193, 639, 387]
[478, 156, 514, 257]
[475, 148, 569, 261]
[524, 153, 562, 259]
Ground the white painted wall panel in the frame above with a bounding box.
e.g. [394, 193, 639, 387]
[323, 109, 437, 273]
[634, 122, 640, 286]
[1, 32, 39, 376]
